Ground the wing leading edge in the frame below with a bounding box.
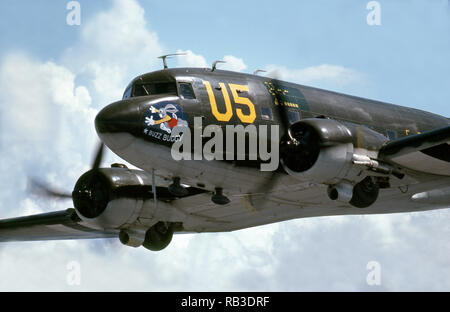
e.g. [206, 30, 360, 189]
[0, 209, 116, 242]
[379, 125, 450, 176]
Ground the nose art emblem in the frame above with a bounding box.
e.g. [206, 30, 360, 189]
[143, 101, 188, 139]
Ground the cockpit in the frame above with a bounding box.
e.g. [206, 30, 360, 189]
[122, 78, 196, 100]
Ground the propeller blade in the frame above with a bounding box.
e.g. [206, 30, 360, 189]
[28, 178, 72, 199]
[91, 143, 104, 170]
[28, 143, 107, 203]
[264, 70, 290, 136]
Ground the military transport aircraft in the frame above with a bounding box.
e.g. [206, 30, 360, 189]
[1, 56, 449, 251]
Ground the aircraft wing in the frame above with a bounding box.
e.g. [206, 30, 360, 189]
[1, 125, 449, 242]
[0, 208, 117, 242]
[379, 125, 450, 176]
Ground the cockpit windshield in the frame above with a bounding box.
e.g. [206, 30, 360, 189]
[122, 81, 177, 100]
[132, 82, 177, 98]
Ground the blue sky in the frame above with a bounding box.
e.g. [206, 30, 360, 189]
[146, 0, 450, 113]
[1, 0, 449, 113]
[0, 0, 449, 291]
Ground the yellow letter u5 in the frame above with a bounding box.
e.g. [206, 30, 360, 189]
[204, 81, 233, 122]
[229, 83, 256, 124]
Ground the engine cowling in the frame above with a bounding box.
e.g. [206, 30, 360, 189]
[280, 118, 355, 184]
[72, 167, 154, 229]
[281, 118, 391, 208]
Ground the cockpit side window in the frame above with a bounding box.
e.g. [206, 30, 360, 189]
[178, 82, 196, 100]
[133, 84, 149, 97]
[132, 82, 177, 97]
[122, 84, 132, 99]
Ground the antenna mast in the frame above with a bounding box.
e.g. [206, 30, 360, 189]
[211, 60, 226, 72]
[158, 53, 187, 69]
[253, 69, 267, 76]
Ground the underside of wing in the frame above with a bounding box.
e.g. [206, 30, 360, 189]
[170, 176, 450, 233]
[0, 209, 117, 242]
[379, 125, 450, 176]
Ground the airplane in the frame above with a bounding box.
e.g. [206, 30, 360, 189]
[1, 55, 449, 251]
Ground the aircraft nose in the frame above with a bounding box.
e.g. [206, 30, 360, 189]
[95, 100, 142, 135]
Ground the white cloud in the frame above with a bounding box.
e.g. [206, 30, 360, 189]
[223, 55, 247, 72]
[0, 53, 93, 143]
[0, 0, 449, 292]
[63, 0, 165, 105]
[176, 49, 209, 68]
[1, 210, 450, 291]
[265, 63, 364, 87]
[175, 50, 248, 72]
[0, 53, 96, 218]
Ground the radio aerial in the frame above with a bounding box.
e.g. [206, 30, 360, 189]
[158, 53, 187, 69]
[253, 69, 267, 76]
[211, 60, 226, 72]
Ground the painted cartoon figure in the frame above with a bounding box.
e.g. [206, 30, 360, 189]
[144, 102, 187, 134]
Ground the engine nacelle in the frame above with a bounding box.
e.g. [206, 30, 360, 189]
[281, 118, 389, 208]
[283, 143, 354, 184]
[72, 167, 154, 229]
[281, 118, 354, 184]
[281, 118, 389, 184]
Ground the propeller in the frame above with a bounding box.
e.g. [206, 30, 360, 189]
[281, 122, 320, 172]
[28, 178, 72, 200]
[28, 142, 106, 202]
[91, 143, 104, 171]
[264, 71, 321, 172]
[251, 73, 293, 195]
[254, 73, 321, 195]
[268, 77, 290, 137]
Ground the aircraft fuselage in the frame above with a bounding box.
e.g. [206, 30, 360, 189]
[95, 68, 450, 195]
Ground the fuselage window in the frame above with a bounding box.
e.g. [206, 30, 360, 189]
[288, 110, 300, 123]
[260, 107, 273, 120]
[179, 82, 196, 100]
[133, 82, 177, 97]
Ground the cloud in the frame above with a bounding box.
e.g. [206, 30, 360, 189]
[222, 55, 247, 72]
[0, 53, 93, 142]
[176, 50, 248, 72]
[176, 49, 209, 68]
[1, 209, 450, 291]
[0, 52, 96, 217]
[265, 63, 364, 87]
[62, 0, 164, 105]
[0, 0, 449, 292]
